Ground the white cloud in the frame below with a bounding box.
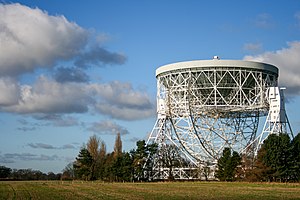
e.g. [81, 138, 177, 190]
[0, 3, 87, 77]
[0, 3, 150, 121]
[87, 120, 129, 135]
[32, 114, 79, 127]
[3, 76, 91, 114]
[95, 103, 154, 121]
[0, 77, 20, 106]
[244, 41, 300, 96]
[53, 67, 89, 83]
[0, 3, 127, 78]
[0, 77, 155, 120]
[88, 81, 155, 120]
[0, 1, 152, 120]
[74, 46, 127, 68]
[90, 81, 152, 108]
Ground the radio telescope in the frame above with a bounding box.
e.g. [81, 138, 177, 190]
[146, 57, 293, 180]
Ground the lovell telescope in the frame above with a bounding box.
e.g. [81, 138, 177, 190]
[146, 56, 293, 180]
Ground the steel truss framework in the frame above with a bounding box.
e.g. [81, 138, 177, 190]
[147, 61, 279, 180]
[242, 87, 294, 155]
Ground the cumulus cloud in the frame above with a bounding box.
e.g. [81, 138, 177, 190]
[0, 3, 87, 77]
[3, 76, 92, 114]
[33, 114, 79, 127]
[244, 41, 300, 96]
[87, 120, 129, 135]
[89, 81, 155, 120]
[75, 46, 127, 68]
[95, 104, 155, 121]
[0, 77, 20, 106]
[0, 77, 155, 120]
[52, 116, 79, 127]
[0, 3, 126, 79]
[0, 3, 152, 121]
[53, 67, 89, 83]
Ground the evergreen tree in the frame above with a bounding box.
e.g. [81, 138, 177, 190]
[261, 133, 291, 182]
[103, 152, 115, 181]
[132, 140, 158, 181]
[145, 142, 158, 180]
[215, 147, 241, 181]
[74, 147, 93, 180]
[132, 140, 148, 180]
[231, 151, 242, 179]
[290, 133, 300, 181]
[215, 147, 231, 181]
[112, 152, 133, 182]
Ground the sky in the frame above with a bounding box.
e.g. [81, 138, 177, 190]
[0, 0, 300, 173]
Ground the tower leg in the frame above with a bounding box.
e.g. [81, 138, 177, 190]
[242, 87, 293, 156]
[146, 117, 214, 180]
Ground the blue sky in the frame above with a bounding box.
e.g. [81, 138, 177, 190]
[1, 0, 300, 173]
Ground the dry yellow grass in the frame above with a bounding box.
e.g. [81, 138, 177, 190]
[1, 181, 300, 200]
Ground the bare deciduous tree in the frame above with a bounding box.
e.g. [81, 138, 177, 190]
[87, 134, 100, 161]
[114, 132, 122, 158]
[86, 134, 103, 180]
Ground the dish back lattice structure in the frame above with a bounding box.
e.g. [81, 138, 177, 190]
[146, 58, 292, 180]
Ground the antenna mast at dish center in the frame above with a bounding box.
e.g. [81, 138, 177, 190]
[146, 57, 293, 180]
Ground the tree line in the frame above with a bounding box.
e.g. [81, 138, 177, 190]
[68, 132, 300, 182]
[0, 167, 61, 180]
[64, 133, 159, 181]
[216, 133, 300, 182]
[1, 132, 299, 182]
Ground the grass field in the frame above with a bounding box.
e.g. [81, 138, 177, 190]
[1, 181, 300, 200]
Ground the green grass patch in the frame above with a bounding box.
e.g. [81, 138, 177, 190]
[0, 181, 300, 200]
